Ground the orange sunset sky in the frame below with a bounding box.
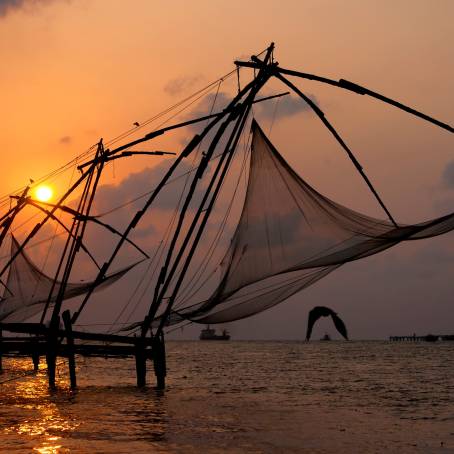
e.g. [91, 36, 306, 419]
[1, 0, 454, 338]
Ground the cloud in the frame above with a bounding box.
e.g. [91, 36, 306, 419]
[185, 91, 231, 129]
[0, 0, 54, 17]
[0, 0, 24, 16]
[257, 93, 319, 119]
[184, 91, 318, 138]
[442, 160, 454, 188]
[59, 135, 72, 145]
[174, 91, 233, 151]
[91, 157, 216, 244]
[94, 159, 194, 215]
[164, 75, 203, 96]
[189, 91, 318, 122]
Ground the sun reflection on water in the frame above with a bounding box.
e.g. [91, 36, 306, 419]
[0, 357, 174, 452]
[2, 358, 78, 453]
[34, 438, 63, 454]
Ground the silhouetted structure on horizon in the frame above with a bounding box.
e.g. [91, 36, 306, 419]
[389, 334, 454, 342]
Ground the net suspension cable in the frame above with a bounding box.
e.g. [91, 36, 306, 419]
[68, 58, 272, 328]
[106, 80, 226, 333]
[151, 45, 275, 337]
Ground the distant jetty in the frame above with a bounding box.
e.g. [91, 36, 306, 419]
[389, 334, 454, 342]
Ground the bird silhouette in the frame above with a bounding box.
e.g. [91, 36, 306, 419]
[133, 122, 140, 127]
[305, 306, 348, 341]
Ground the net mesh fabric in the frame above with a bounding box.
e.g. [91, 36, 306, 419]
[0, 236, 137, 322]
[166, 119, 454, 324]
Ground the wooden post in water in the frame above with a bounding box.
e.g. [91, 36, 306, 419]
[62, 310, 77, 389]
[153, 332, 166, 389]
[46, 343, 56, 389]
[135, 335, 146, 388]
[46, 317, 59, 389]
[32, 337, 40, 372]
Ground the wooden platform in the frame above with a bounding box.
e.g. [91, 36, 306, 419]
[389, 334, 454, 342]
[0, 311, 165, 389]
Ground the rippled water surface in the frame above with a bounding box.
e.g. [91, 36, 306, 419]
[0, 341, 453, 453]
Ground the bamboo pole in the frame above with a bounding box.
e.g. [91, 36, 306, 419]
[152, 44, 275, 337]
[273, 70, 398, 228]
[31, 337, 40, 372]
[234, 60, 454, 134]
[62, 310, 77, 389]
[46, 317, 58, 389]
[134, 335, 146, 388]
[152, 333, 166, 389]
[70, 65, 268, 328]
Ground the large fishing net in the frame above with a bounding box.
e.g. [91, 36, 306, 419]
[167, 119, 454, 324]
[0, 236, 138, 322]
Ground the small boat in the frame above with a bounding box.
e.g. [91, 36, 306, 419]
[320, 333, 331, 341]
[199, 325, 230, 340]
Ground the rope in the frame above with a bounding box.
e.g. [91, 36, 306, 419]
[165, 319, 193, 335]
[174, 122, 252, 308]
[0, 45, 274, 210]
[106, 78, 227, 332]
[30, 157, 79, 304]
[0, 65, 240, 210]
[269, 96, 281, 136]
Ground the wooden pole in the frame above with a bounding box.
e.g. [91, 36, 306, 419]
[153, 333, 166, 390]
[273, 71, 398, 228]
[70, 69, 264, 329]
[233, 61, 454, 134]
[134, 336, 146, 388]
[62, 310, 77, 389]
[149, 45, 274, 338]
[46, 316, 59, 389]
[0, 187, 29, 250]
[47, 141, 104, 328]
[46, 345, 56, 389]
[32, 337, 40, 372]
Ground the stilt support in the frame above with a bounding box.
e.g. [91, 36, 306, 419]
[46, 316, 59, 389]
[135, 337, 147, 388]
[32, 345, 40, 372]
[153, 332, 166, 390]
[46, 347, 56, 389]
[62, 310, 77, 389]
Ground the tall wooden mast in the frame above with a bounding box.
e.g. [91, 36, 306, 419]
[139, 43, 276, 388]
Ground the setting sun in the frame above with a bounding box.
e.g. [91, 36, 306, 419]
[34, 185, 53, 202]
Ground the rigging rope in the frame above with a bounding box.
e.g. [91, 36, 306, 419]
[0, 45, 274, 212]
[107, 77, 227, 332]
[174, 123, 252, 308]
[268, 96, 281, 136]
[0, 64, 242, 210]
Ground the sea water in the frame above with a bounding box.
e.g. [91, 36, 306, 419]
[0, 341, 453, 453]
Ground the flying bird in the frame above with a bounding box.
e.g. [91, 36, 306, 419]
[305, 306, 348, 341]
[133, 122, 140, 127]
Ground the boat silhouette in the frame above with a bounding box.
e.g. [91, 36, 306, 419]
[199, 326, 230, 341]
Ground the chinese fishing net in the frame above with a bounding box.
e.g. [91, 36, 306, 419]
[0, 236, 138, 322]
[165, 119, 454, 325]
